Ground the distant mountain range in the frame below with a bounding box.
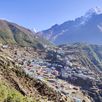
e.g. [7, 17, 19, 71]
[39, 7, 102, 45]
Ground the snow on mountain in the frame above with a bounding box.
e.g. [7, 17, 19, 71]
[40, 7, 102, 45]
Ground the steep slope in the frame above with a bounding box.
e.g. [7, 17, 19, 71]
[40, 7, 102, 45]
[0, 46, 70, 102]
[45, 43, 102, 102]
[0, 43, 93, 102]
[59, 43, 102, 73]
[0, 20, 51, 49]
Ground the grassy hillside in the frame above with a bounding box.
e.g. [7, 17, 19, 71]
[0, 81, 36, 102]
[0, 20, 52, 49]
[80, 44, 102, 71]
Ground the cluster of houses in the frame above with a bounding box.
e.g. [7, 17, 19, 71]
[0, 44, 92, 102]
[23, 59, 59, 80]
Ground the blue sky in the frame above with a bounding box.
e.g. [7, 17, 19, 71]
[0, 0, 102, 31]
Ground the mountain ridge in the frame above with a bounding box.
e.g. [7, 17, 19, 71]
[39, 8, 102, 45]
[0, 19, 52, 49]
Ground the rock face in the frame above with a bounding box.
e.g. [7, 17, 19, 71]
[40, 8, 102, 45]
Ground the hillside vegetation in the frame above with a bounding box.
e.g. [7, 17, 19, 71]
[0, 20, 52, 49]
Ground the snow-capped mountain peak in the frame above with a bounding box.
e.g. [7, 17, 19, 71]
[85, 7, 102, 17]
[40, 7, 102, 45]
[80, 7, 102, 25]
[93, 6, 102, 14]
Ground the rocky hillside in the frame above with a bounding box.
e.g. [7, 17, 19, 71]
[44, 43, 102, 102]
[40, 7, 102, 45]
[0, 43, 93, 102]
[59, 43, 102, 72]
[0, 45, 71, 102]
[0, 20, 51, 49]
